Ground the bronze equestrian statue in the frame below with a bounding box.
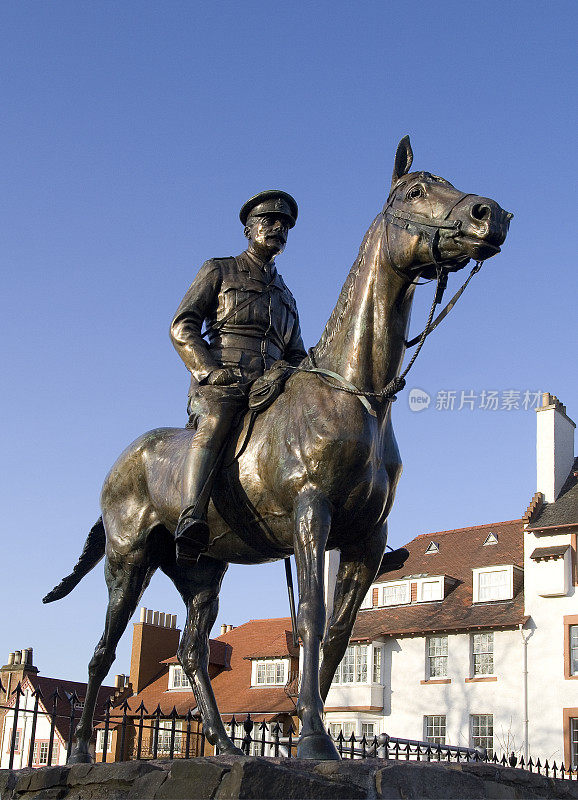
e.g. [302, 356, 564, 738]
[171, 190, 306, 565]
[44, 137, 512, 762]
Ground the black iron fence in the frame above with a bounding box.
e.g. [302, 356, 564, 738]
[1, 680, 575, 783]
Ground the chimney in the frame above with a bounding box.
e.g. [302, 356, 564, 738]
[536, 393, 575, 503]
[220, 625, 227, 636]
[129, 607, 180, 693]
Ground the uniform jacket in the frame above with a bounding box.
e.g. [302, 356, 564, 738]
[171, 252, 307, 390]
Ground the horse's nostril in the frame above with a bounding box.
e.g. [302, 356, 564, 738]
[471, 203, 491, 221]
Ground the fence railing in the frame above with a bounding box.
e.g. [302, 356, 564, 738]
[1, 680, 575, 782]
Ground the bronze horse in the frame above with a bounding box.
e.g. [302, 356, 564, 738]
[44, 137, 511, 762]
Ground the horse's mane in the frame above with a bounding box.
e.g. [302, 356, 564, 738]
[314, 213, 382, 357]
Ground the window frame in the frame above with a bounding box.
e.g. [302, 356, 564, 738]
[424, 715, 446, 745]
[168, 664, 193, 690]
[472, 565, 514, 603]
[426, 635, 448, 679]
[470, 713, 493, 757]
[564, 616, 578, 680]
[472, 632, 495, 677]
[332, 644, 372, 685]
[380, 581, 410, 607]
[251, 659, 288, 687]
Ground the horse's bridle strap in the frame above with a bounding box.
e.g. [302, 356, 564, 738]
[385, 208, 461, 231]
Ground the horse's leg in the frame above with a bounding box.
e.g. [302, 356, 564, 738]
[293, 486, 340, 760]
[69, 554, 154, 763]
[163, 555, 243, 755]
[319, 526, 387, 703]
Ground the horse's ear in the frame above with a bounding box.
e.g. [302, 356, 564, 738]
[391, 135, 413, 187]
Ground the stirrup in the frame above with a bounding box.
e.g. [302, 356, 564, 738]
[175, 515, 210, 565]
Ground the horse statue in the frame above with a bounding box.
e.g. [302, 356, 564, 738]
[44, 136, 511, 762]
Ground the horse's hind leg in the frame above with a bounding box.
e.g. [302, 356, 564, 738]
[163, 555, 243, 755]
[69, 554, 154, 763]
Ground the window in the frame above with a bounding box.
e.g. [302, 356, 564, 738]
[34, 741, 50, 765]
[564, 617, 578, 679]
[382, 582, 410, 606]
[328, 722, 355, 740]
[471, 714, 493, 757]
[373, 647, 382, 684]
[360, 590, 373, 609]
[332, 645, 370, 684]
[420, 579, 443, 602]
[255, 660, 286, 686]
[96, 730, 107, 752]
[571, 627, 578, 676]
[424, 715, 446, 745]
[169, 665, 192, 690]
[472, 633, 494, 675]
[157, 720, 183, 754]
[572, 719, 578, 769]
[427, 636, 448, 678]
[479, 569, 508, 600]
[6, 729, 20, 753]
[361, 722, 375, 740]
[472, 566, 514, 602]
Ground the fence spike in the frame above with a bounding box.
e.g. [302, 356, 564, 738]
[544, 759, 549, 777]
[287, 723, 293, 759]
[536, 757, 541, 775]
[27, 689, 42, 768]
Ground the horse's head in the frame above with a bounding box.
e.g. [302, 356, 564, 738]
[382, 136, 512, 280]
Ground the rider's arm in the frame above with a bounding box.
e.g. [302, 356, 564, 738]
[284, 309, 307, 367]
[170, 260, 223, 384]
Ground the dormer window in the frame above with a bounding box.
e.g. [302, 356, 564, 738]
[168, 665, 192, 690]
[483, 532, 498, 546]
[382, 581, 410, 606]
[251, 659, 288, 686]
[425, 541, 440, 554]
[472, 565, 522, 603]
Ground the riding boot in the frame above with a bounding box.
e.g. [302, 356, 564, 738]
[175, 444, 218, 566]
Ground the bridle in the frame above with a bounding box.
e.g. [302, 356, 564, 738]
[288, 178, 485, 409]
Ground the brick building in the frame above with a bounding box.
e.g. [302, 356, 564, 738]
[95, 610, 299, 761]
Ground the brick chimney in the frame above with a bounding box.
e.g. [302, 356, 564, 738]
[536, 393, 575, 503]
[1, 649, 38, 711]
[129, 608, 180, 693]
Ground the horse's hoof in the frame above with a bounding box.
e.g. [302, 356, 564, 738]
[67, 748, 93, 764]
[221, 743, 245, 757]
[297, 732, 341, 760]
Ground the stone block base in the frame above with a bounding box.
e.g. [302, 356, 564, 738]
[1, 756, 577, 799]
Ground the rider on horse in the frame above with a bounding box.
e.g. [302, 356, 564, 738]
[170, 190, 307, 566]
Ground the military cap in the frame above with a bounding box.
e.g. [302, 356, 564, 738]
[239, 190, 298, 228]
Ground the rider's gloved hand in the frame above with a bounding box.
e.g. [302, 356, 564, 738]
[207, 368, 237, 386]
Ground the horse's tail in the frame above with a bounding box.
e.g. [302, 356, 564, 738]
[43, 517, 106, 603]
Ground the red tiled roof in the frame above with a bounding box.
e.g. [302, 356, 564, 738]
[161, 639, 229, 667]
[352, 519, 526, 640]
[211, 619, 297, 716]
[118, 617, 297, 720]
[15, 674, 116, 744]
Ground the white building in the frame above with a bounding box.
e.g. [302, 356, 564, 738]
[0, 648, 116, 768]
[324, 392, 577, 767]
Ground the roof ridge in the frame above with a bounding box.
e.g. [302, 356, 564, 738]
[409, 519, 522, 542]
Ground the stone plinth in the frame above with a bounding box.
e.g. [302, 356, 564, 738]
[1, 756, 577, 799]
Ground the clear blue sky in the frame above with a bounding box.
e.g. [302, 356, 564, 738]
[1, 1, 576, 682]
